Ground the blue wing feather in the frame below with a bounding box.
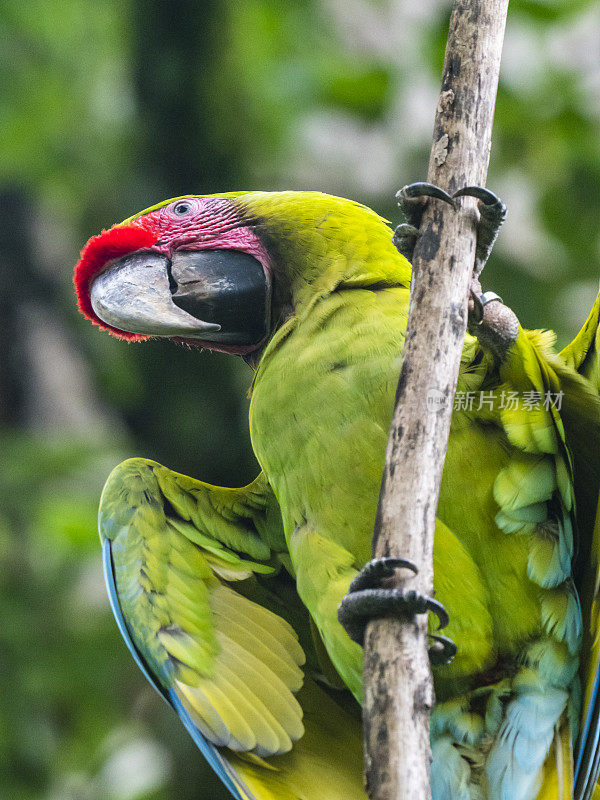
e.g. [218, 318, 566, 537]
[102, 538, 169, 703]
[574, 671, 600, 800]
[168, 691, 256, 800]
[574, 668, 598, 777]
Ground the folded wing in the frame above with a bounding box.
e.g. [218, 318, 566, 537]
[99, 457, 366, 800]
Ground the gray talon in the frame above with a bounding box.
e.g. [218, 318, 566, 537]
[427, 597, 449, 630]
[453, 185, 507, 278]
[453, 186, 504, 208]
[393, 180, 507, 351]
[397, 183, 456, 206]
[394, 183, 456, 260]
[428, 634, 457, 666]
[338, 556, 454, 663]
[348, 556, 418, 593]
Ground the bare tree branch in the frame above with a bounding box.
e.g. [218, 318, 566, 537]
[362, 2, 510, 799]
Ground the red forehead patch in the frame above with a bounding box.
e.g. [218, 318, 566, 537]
[73, 224, 157, 338]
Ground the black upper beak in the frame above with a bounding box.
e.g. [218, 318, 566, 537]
[168, 250, 270, 345]
[90, 249, 270, 347]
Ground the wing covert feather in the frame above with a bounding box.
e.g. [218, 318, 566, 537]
[99, 458, 306, 761]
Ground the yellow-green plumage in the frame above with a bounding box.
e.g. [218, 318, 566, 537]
[94, 191, 600, 800]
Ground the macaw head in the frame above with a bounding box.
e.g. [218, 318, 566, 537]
[74, 191, 410, 355]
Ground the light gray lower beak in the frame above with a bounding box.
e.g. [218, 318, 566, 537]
[90, 252, 222, 338]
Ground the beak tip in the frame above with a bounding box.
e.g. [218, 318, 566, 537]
[89, 252, 226, 339]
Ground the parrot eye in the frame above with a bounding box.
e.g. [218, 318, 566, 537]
[173, 202, 192, 216]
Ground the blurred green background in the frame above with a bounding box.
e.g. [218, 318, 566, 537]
[1, 1, 599, 798]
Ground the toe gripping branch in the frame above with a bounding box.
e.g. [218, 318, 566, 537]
[337, 557, 457, 666]
[393, 183, 457, 262]
[393, 181, 517, 358]
[453, 186, 507, 279]
[394, 182, 506, 278]
[454, 187, 507, 327]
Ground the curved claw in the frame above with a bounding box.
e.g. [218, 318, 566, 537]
[426, 596, 450, 630]
[428, 634, 457, 666]
[348, 556, 418, 594]
[453, 186, 503, 206]
[339, 557, 451, 648]
[376, 556, 419, 574]
[453, 185, 507, 281]
[454, 186, 507, 234]
[397, 182, 456, 206]
[338, 588, 449, 646]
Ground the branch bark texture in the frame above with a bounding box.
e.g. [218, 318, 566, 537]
[362, 3, 509, 799]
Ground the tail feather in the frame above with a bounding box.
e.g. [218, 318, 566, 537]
[535, 721, 573, 800]
[560, 289, 600, 391]
[222, 680, 366, 800]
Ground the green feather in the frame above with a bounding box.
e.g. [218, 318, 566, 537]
[91, 192, 600, 800]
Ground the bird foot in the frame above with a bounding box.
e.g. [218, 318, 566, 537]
[393, 183, 456, 261]
[394, 183, 506, 276]
[453, 186, 507, 281]
[337, 557, 456, 665]
[394, 182, 517, 360]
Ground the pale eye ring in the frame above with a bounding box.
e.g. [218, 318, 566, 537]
[173, 201, 192, 216]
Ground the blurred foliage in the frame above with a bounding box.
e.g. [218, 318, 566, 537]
[1, 0, 599, 797]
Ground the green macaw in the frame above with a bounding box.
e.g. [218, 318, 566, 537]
[74, 190, 600, 800]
